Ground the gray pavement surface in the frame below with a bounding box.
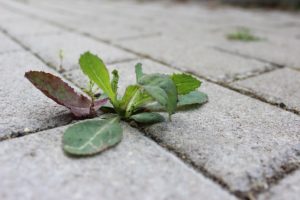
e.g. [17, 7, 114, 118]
[0, 124, 236, 200]
[0, 0, 299, 199]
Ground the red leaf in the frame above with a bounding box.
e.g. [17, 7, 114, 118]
[25, 71, 95, 117]
[93, 98, 109, 111]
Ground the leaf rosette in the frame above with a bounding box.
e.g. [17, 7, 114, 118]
[25, 51, 208, 156]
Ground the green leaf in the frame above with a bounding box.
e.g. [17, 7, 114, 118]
[143, 91, 208, 111]
[135, 63, 143, 83]
[63, 117, 123, 156]
[120, 85, 152, 118]
[177, 91, 208, 107]
[139, 74, 177, 117]
[171, 73, 201, 95]
[79, 52, 115, 102]
[120, 85, 140, 110]
[227, 28, 260, 42]
[130, 112, 165, 124]
[111, 69, 119, 94]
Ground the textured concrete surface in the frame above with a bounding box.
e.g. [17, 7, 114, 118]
[144, 81, 300, 194]
[231, 68, 300, 113]
[0, 17, 62, 37]
[65, 59, 300, 195]
[118, 36, 274, 83]
[0, 0, 300, 199]
[0, 124, 236, 200]
[218, 34, 300, 69]
[0, 51, 72, 140]
[20, 31, 136, 71]
[0, 0, 160, 41]
[258, 170, 300, 200]
[0, 32, 22, 54]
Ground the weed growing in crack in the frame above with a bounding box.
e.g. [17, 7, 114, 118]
[227, 27, 261, 42]
[25, 51, 208, 156]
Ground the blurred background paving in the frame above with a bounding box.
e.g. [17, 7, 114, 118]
[0, 0, 299, 199]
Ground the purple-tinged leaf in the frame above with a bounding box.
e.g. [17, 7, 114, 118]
[93, 98, 109, 111]
[25, 71, 104, 117]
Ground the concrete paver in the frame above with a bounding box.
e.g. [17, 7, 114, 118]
[117, 35, 274, 83]
[0, 51, 73, 140]
[65, 59, 300, 195]
[0, 32, 22, 54]
[0, 0, 299, 199]
[20, 31, 136, 71]
[258, 170, 300, 200]
[0, 124, 236, 200]
[217, 34, 300, 69]
[231, 68, 300, 113]
[0, 17, 62, 37]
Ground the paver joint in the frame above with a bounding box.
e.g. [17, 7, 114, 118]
[0, 0, 299, 199]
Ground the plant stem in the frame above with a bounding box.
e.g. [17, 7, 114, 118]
[124, 90, 140, 118]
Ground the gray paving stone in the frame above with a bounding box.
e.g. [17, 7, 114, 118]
[0, 0, 159, 41]
[0, 6, 22, 21]
[19, 31, 136, 71]
[74, 21, 160, 41]
[0, 124, 236, 200]
[0, 0, 77, 26]
[0, 51, 73, 140]
[117, 35, 273, 83]
[217, 34, 300, 69]
[64, 59, 300, 195]
[1, 1, 300, 197]
[29, 0, 300, 41]
[231, 68, 300, 113]
[144, 82, 300, 194]
[258, 170, 300, 200]
[0, 16, 62, 37]
[0, 32, 22, 54]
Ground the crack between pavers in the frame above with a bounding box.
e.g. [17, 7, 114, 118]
[206, 47, 284, 84]
[0, 28, 77, 142]
[1, 1, 300, 198]
[0, 120, 73, 142]
[137, 125, 300, 200]
[257, 164, 300, 200]
[213, 46, 285, 69]
[257, 169, 300, 199]
[110, 44, 300, 116]
[135, 125, 247, 200]
[225, 84, 299, 115]
[289, 67, 300, 72]
[116, 32, 162, 41]
[0, 49, 24, 55]
[0, 15, 245, 199]
[226, 66, 280, 83]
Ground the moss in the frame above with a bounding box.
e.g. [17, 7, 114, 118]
[226, 28, 261, 42]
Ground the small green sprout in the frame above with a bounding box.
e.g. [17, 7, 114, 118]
[58, 49, 65, 72]
[227, 28, 261, 42]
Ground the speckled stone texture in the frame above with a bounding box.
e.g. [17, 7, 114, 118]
[0, 124, 236, 200]
[0, 0, 300, 199]
[0, 32, 22, 54]
[231, 68, 300, 113]
[0, 51, 73, 139]
[259, 169, 300, 200]
[117, 36, 274, 83]
[20, 32, 136, 71]
[64, 59, 300, 195]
